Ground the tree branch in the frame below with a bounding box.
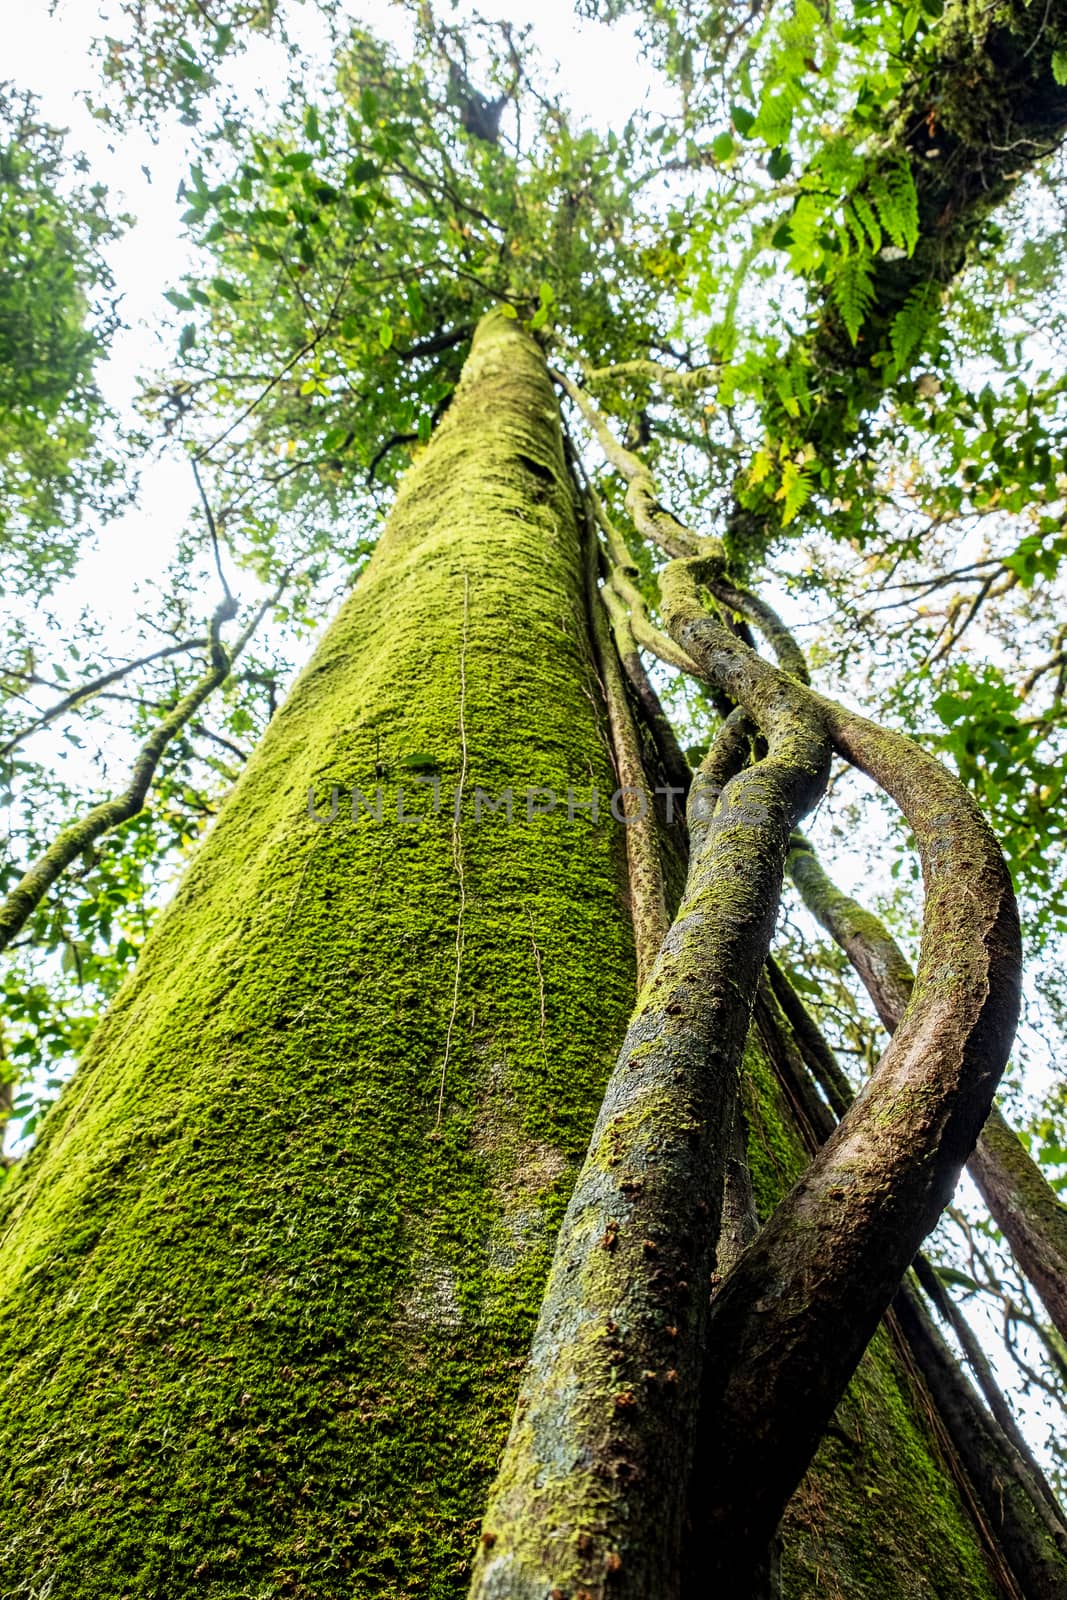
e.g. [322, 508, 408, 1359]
[788, 832, 1067, 1351]
[0, 638, 208, 758]
[0, 588, 277, 955]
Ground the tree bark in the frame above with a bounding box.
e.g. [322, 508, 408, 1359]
[0, 311, 637, 1594]
[0, 314, 1032, 1599]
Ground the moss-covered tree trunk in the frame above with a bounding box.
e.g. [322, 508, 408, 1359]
[0, 315, 1021, 1598]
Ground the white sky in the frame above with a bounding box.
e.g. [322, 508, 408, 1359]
[7, 0, 661, 628]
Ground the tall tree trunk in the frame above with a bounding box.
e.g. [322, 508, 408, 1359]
[0, 315, 1028, 1598]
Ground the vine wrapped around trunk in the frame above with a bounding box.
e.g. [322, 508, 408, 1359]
[469, 646, 830, 1598]
[789, 835, 1067, 1351]
[661, 554, 1021, 1582]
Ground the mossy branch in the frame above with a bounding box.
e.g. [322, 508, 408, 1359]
[728, 0, 1067, 565]
[788, 832, 1067, 1352]
[580, 356, 720, 393]
[584, 482, 703, 677]
[0, 636, 210, 759]
[555, 377, 808, 693]
[553, 366, 708, 561]
[597, 587, 693, 805]
[710, 579, 810, 685]
[0, 592, 262, 955]
[969, 1114, 1067, 1354]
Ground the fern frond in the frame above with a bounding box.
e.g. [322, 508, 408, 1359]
[841, 207, 867, 258]
[776, 458, 814, 524]
[889, 282, 938, 368]
[849, 192, 882, 252]
[870, 160, 919, 255]
[789, 194, 823, 269]
[831, 254, 876, 345]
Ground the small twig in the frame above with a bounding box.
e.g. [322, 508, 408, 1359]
[191, 458, 234, 605]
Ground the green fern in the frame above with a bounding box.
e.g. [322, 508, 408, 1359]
[777, 458, 814, 524]
[849, 192, 882, 252]
[832, 254, 876, 344]
[889, 282, 938, 368]
[869, 160, 919, 255]
[771, 360, 812, 420]
[789, 194, 824, 269]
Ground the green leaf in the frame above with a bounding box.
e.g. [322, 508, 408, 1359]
[767, 146, 793, 181]
[889, 284, 936, 368]
[712, 132, 735, 162]
[379, 321, 394, 349]
[934, 1266, 981, 1294]
[831, 255, 875, 344]
[1053, 50, 1067, 85]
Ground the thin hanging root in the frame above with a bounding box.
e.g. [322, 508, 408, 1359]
[582, 497, 669, 984]
[599, 586, 692, 801]
[526, 906, 549, 1070]
[468, 616, 830, 1599]
[788, 832, 1067, 1351]
[660, 552, 1021, 1583]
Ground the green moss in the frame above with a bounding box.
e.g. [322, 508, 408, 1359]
[0, 313, 635, 1599]
[0, 310, 1014, 1598]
